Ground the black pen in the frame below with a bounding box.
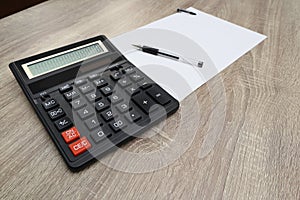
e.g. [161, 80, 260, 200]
[177, 9, 197, 15]
[132, 44, 204, 68]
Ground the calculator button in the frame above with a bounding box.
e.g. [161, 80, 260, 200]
[116, 103, 131, 113]
[55, 116, 73, 131]
[118, 78, 132, 88]
[125, 110, 142, 123]
[39, 91, 49, 101]
[100, 85, 113, 96]
[93, 78, 108, 88]
[74, 79, 87, 86]
[110, 71, 122, 81]
[78, 83, 94, 94]
[95, 99, 109, 112]
[69, 136, 91, 156]
[61, 127, 80, 143]
[107, 64, 119, 71]
[132, 93, 158, 114]
[146, 86, 171, 106]
[59, 83, 72, 93]
[91, 126, 112, 143]
[100, 109, 117, 122]
[122, 66, 135, 74]
[125, 85, 140, 96]
[129, 73, 144, 82]
[88, 73, 100, 80]
[137, 80, 152, 90]
[77, 107, 94, 120]
[108, 94, 123, 104]
[48, 107, 65, 120]
[86, 92, 102, 102]
[70, 98, 86, 110]
[109, 119, 127, 132]
[84, 116, 101, 130]
[42, 98, 58, 110]
[64, 90, 80, 101]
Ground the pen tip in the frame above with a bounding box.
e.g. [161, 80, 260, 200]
[132, 44, 142, 49]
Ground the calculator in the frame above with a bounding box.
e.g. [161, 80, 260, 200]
[9, 35, 179, 171]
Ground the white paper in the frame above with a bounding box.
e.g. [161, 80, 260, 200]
[111, 7, 266, 101]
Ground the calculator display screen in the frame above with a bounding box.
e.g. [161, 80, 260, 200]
[22, 41, 108, 79]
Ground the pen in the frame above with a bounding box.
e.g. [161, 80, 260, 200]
[132, 44, 204, 68]
[177, 9, 197, 15]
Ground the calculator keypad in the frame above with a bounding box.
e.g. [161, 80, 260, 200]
[39, 62, 178, 169]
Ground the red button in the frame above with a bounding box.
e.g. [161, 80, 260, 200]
[61, 127, 80, 143]
[69, 137, 91, 156]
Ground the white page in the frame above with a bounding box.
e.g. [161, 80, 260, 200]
[111, 7, 266, 101]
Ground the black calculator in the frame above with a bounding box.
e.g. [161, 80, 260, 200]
[9, 35, 179, 171]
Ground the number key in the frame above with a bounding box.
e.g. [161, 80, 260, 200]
[101, 109, 117, 122]
[109, 119, 127, 132]
[100, 85, 113, 96]
[77, 107, 94, 119]
[108, 94, 123, 104]
[116, 103, 131, 113]
[86, 92, 102, 102]
[95, 99, 109, 112]
[84, 116, 101, 130]
[90, 126, 112, 143]
[70, 98, 86, 110]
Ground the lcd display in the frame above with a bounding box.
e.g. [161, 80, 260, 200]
[22, 41, 108, 79]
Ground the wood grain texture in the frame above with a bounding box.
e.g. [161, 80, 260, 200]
[0, 0, 299, 199]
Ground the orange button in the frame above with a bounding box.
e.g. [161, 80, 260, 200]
[61, 127, 80, 143]
[69, 137, 91, 156]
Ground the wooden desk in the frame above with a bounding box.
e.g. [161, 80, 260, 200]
[1, 0, 299, 199]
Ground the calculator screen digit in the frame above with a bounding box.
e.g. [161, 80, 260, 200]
[22, 41, 108, 79]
